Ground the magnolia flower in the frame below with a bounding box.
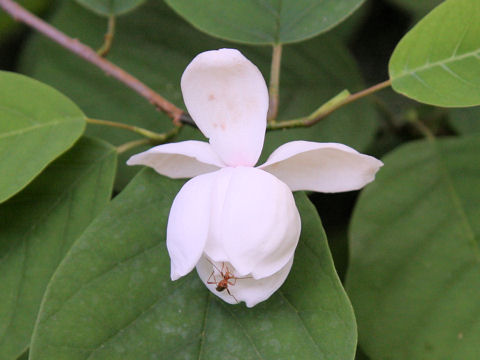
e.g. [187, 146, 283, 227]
[127, 49, 383, 307]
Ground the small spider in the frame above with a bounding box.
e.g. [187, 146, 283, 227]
[206, 260, 250, 303]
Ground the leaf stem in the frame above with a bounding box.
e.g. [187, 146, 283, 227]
[86, 118, 175, 141]
[116, 125, 182, 154]
[267, 80, 392, 131]
[97, 15, 115, 57]
[0, 0, 185, 123]
[404, 110, 435, 141]
[267, 44, 282, 122]
[116, 138, 151, 154]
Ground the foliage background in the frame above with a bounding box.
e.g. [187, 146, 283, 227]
[1, 0, 479, 359]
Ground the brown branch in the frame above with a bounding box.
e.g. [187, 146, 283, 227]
[0, 0, 185, 123]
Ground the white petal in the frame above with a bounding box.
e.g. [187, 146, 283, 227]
[202, 167, 300, 279]
[196, 255, 294, 307]
[127, 140, 224, 179]
[167, 172, 217, 280]
[259, 141, 384, 192]
[201, 168, 234, 262]
[181, 49, 269, 167]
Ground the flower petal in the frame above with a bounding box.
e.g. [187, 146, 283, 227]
[201, 168, 233, 262]
[259, 141, 384, 192]
[203, 167, 300, 278]
[181, 49, 269, 167]
[127, 140, 224, 179]
[196, 255, 294, 307]
[167, 171, 216, 280]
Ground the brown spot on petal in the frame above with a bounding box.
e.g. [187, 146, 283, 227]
[208, 94, 216, 101]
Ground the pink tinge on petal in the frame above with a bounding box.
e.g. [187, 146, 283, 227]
[259, 141, 384, 193]
[181, 49, 269, 167]
[196, 255, 294, 307]
[127, 140, 225, 179]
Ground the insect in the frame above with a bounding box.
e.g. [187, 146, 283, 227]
[206, 260, 250, 303]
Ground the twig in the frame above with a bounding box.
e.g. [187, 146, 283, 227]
[116, 138, 151, 154]
[267, 80, 392, 131]
[116, 125, 182, 154]
[267, 44, 282, 122]
[404, 110, 435, 141]
[97, 15, 115, 57]
[86, 118, 171, 141]
[0, 0, 185, 123]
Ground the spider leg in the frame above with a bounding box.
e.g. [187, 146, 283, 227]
[207, 271, 217, 285]
[206, 258, 223, 276]
[226, 288, 239, 304]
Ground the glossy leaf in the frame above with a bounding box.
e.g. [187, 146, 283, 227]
[74, 0, 145, 16]
[0, 137, 116, 360]
[30, 169, 356, 360]
[389, 0, 480, 106]
[21, 1, 377, 188]
[0, 71, 85, 203]
[164, 0, 365, 45]
[347, 135, 480, 359]
[449, 107, 480, 134]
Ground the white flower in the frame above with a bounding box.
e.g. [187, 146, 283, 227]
[127, 49, 383, 307]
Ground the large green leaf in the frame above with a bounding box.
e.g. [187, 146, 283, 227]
[22, 1, 377, 189]
[449, 107, 480, 134]
[389, 0, 480, 106]
[164, 0, 365, 45]
[0, 137, 116, 360]
[347, 135, 480, 359]
[29, 169, 356, 360]
[74, 0, 145, 16]
[0, 71, 85, 203]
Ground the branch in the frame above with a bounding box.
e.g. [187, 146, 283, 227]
[267, 80, 392, 131]
[86, 118, 171, 141]
[116, 125, 182, 154]
[0, 0, 185, 123]
[267, 44, 282, 122]
[97, 15, 115, 57]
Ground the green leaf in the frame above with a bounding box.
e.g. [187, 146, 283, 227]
[164, 0, 365, 45]
[0, 71, 85, 203]
[0, 137, 116, 360]
[74, 0, 145, 16]
[347, 135, 480, 359]
[449, 107, 480, 134]
[389, 0, 480, 107]
[21, 1, 377, 189]
[30, 170, 356, 360]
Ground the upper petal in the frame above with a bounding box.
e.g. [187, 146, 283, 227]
[196, 255, 294, 307]
[203, 167, 300, 279]
[181, 49, 269, 167]
[167, 171, 216, 280]
[259, 141, 384, 192]
[127, 140, 224, 179]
